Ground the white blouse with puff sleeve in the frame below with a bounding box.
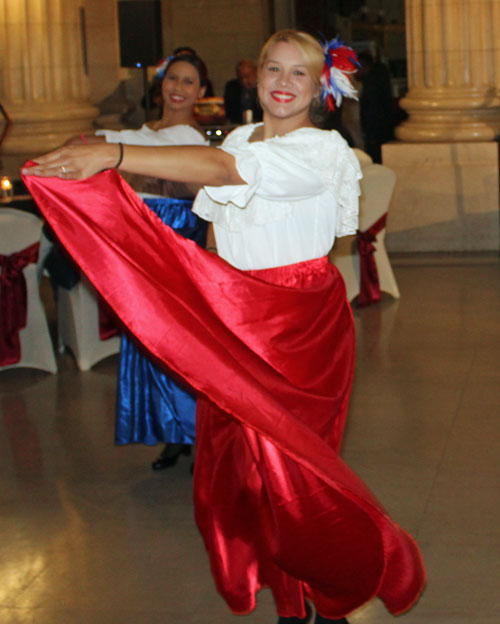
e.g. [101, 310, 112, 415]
[193, 123, 362, 271]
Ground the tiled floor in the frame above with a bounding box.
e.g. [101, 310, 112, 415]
[1, 254, 499, 623]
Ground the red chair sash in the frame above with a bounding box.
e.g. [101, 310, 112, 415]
[98, 295, 120, 340]
[356, 212, 387, 307]
[0, 242, 40, 366]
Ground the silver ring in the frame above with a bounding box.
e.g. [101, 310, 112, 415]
[61, 165, 67, 174]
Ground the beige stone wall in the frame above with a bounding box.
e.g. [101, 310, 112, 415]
[83, 0, 138, 127]
[161, 0, 272, 96]
[382, 141, 500, 252]
[84, 0, 121, 105]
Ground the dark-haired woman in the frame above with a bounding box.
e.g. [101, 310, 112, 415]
[71, 53, 211, 468]
[75, 52, 209, 195]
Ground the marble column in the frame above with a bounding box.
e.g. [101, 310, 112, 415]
[0, 0, 98, 174]
[397, 0, 500, 142]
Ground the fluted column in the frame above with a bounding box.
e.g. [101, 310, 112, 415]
[397, 0, 500, 142]
[0, 0, 98, 167]
[494, 0, 500, 91]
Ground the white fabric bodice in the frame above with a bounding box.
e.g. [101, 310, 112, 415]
[96, 123, 208, 147]
[193, 123, 362, 271]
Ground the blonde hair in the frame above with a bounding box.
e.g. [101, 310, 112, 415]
[258, 29, 324, 88]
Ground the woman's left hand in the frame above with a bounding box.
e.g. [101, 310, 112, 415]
[21, 143, 121, 180]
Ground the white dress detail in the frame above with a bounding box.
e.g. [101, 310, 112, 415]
[96, 124, 208, 147]
[193, 123, 362, 271]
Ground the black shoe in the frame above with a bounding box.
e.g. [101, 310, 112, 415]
[278, 602, 313, 624]
[151, 443, 191, 471]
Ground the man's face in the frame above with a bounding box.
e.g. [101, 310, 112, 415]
[238, 63, 257, 89]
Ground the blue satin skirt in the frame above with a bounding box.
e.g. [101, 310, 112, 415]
[115, 196, 207, 445]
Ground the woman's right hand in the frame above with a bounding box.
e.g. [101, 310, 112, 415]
[21, 143, 121, 180]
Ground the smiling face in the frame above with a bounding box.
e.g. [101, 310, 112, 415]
[257, 41, 318, 129]
[162, 60, 205, 113]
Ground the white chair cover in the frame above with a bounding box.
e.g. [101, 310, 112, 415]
[0, 208, 57, 373]
[36, 226, 54, 281]
[330, 160, 400, 303]
[57, 275, 120, 371]
[352, 148, 373, 167]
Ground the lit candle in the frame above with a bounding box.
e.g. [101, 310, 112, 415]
[1, 176, 14, 198]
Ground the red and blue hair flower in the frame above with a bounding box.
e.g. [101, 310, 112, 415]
[320, 36, 359, 111]
[155, 56, 174, 79]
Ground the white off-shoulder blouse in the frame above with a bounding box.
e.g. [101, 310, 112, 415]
[193, 123, 362, 271]
[96, 123, 208, 147]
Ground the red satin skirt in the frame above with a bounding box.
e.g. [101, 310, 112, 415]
[23, 168, 425, 619]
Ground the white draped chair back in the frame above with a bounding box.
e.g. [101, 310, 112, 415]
[57, 275, 120, 371]
[0, 208, 57, 373]
[330, 152, 400, 304]
[352, 147, 373, 167]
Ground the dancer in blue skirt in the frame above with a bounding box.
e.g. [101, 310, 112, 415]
[74, 52, 210, 469]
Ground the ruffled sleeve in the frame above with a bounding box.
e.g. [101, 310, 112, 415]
[193, 126, 362, 234]
[328, 138, 362, 236]
[203, 127, 332, 205]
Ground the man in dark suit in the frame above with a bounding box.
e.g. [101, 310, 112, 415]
[223, 59, 262, 124]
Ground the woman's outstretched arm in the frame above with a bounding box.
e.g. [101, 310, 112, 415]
[21, 143, 245, 187]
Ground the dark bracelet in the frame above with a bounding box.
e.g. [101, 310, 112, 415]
[115, 142, 124, 169]
[206, 246, 217, 253]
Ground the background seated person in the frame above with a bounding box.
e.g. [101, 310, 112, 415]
[223, 59, 262, 124]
